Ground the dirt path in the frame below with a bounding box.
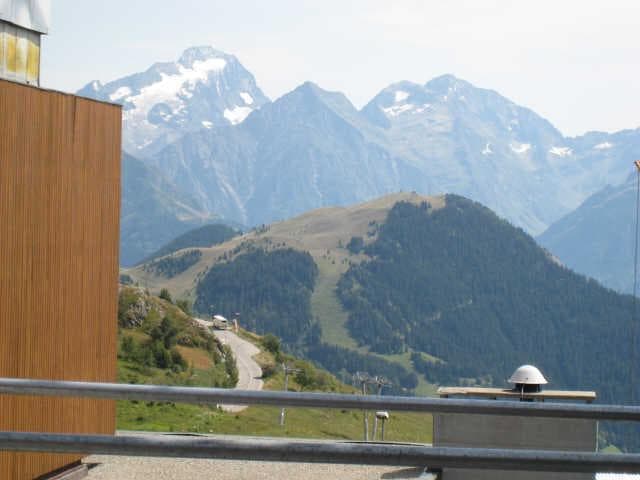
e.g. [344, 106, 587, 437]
[194, 318, 263, 412]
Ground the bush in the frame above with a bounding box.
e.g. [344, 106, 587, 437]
[152, 341, 173, 369]
[262, 334, 281, 355]
[261, 363, 278, 379]
[222, 345, 239, 387]
[346, 236, 364, 254]
[293, 360, 338, 391]
[294, 362, 316, 390]
[176, 299, 192, 316]
[118, 288, 140, 327]
[150, 316, 179, 349]
[159, 288, 172, 303]
[141, 309, 161, 333]
[170, 348, 187, 371]
[120, 336, 137, 359]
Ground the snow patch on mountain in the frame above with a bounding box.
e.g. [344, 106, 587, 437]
[88, 80, 102, 92]
[414, 104, 431, 114]
[383, 103, 415, 117]
[394, 90, 409, 102]
[110, 86, 132, 102]
[549, 146, 573, 157]
[240, 92, 254, 105]
[123, 58, 227, 126]
[482, 142, 492, 155]
[594, 141, 613, 150]
[511, 142, 531, 154]
[224, 106, 253, 124]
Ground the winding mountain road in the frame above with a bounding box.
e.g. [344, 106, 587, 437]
[195, 318, 263, 412]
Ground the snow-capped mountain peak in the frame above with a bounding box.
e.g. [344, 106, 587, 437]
[177, 45, 226, 66]
[77, 46, 270, 156]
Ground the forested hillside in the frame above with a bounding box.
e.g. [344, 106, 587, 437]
[141, 224, 240, 265]
[127, 193, 640, 447]
[337, 196, 633, 402]
[194, 248, 318, 343]
[142, 250, 203, 279]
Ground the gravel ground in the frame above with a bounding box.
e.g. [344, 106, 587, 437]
[85, 456, 426, 479]
[84, 433, 430, 479]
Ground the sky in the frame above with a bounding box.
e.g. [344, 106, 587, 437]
[41, 0, 640, 136]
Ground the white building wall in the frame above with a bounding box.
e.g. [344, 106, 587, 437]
[0, 0, 50, 34]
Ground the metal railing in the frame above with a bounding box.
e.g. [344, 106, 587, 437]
[1, 377, 640, 473]
[2, 377, 640, 421]
[2, 431, 640, 473]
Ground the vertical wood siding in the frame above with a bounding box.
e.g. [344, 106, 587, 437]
[0, 79, 121, 479]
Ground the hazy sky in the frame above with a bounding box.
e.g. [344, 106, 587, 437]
[42, 0, 640, 136]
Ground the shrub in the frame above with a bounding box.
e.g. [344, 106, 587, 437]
[261, 363, 278, 379]
[159, 288, 172, 303]
[176, 299, 192, 316]
[346, 236, 364, 254]
[262, 334, 281, 355]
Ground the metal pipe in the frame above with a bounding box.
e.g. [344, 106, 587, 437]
[362, 381, 369, 441]
[1, 431, 640, 473]
[2, 377, 640, 422]
[280, 363, 288, 427]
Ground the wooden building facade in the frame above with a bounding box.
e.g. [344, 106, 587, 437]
[0, 79, 121, 479]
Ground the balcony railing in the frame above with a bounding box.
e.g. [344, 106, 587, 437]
[1, 377, 640, 474]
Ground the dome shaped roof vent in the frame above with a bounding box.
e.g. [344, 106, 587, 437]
[509, 365, 547, 393]
[509, 365, 548, 385]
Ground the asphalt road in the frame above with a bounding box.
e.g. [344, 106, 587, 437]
[194, 318, 263, 412]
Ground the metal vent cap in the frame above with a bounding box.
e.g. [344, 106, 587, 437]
[508, 365, 548, 385]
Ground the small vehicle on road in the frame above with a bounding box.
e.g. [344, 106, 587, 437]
[211, 314, 230, 330]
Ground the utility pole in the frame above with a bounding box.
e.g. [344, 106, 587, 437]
[280, 363, 301, 426]
[632, 160, 640, 404]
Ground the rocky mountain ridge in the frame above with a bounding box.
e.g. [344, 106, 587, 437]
[79, 46, 640, 262]
[79, 46, 269, 156]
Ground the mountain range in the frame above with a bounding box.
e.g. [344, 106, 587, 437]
[78, 46, 640, 266]
[119, 153, 217, 266]
[78, 46, 269, 157]
[538, 173, 639, 293]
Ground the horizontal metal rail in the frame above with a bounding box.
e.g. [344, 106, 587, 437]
[1, 431, 640, 473]
[2, 377, 640, 421]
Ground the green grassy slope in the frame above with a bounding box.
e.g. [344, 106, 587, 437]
[116, 288, 432, 443]
[124, 193, 444, 396]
